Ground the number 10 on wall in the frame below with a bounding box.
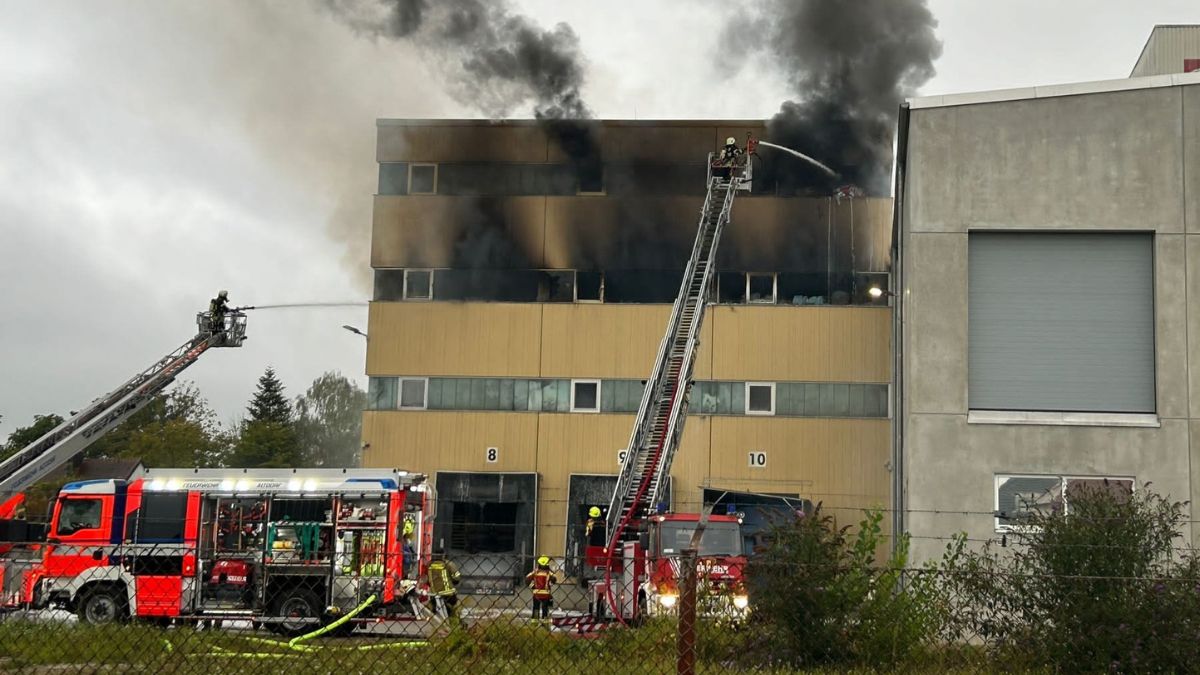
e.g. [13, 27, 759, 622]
[748, 451, 767, 468]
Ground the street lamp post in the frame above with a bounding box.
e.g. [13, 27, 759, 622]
[342, 325, 368, 340]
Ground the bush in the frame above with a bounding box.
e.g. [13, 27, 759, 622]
[941, 482, 1200, 673]
[740, 505, 948, 670]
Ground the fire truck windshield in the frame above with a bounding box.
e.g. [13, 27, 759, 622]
[658, 521, 740, 557]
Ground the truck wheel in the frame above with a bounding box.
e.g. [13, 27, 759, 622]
[270, 589, 321, 636]
[78, 587, 126, 625]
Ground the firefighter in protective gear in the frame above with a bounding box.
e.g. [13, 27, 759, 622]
[209, 290, 231, 333]
[585, 506, 605, 547]
[427, 549, 461, 619]
[526, 556, 557, 620]
[720, 136, 742, 165]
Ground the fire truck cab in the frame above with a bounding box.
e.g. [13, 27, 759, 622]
[28, 468, 432, 633]
[592, 513, 748, 622]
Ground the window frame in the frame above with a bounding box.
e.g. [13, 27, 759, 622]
[993, 473, 1135, 533]
[398, 377, 430, 410]
[407, 163, 438, 195]
[403, 269, 434, 301]
[570, 379, 602, 413]
[576, 166, 606, 195]
[54, 496, 105, 537]
[745, 382, 776, 416]
[745, 273, 778, 304]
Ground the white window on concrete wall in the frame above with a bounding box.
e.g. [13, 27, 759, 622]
[403, 269, 433, 301]
[968, 232, 1155, 414]
[745, 382, 775, 415]
[408, 163, 438, 194]
[399, 377, 428, 410]
[571, 379, 601, 413]
[994, 474, 1134, 532]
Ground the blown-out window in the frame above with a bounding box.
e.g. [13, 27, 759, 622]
[994, 474, 1134, 532]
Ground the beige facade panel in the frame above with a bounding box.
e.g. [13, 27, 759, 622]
[372, 196, 547, 269]
[378, 123, 550, 163]
[361, 411, 540, 474]
[367, 303, 543, 377]
[707, 306, 890, 382]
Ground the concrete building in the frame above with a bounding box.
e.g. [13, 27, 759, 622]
[1131, 25, 1200, 77]
[361, 119, 894, 588]
[895, 71, 1200, 563]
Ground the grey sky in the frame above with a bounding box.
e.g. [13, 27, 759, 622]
[2, 1, 1198, 440]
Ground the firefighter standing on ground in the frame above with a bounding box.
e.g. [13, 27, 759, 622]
[526, 556, 557, 621]
[427, 549, 461, 619]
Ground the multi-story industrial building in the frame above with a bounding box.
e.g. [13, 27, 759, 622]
[360, 119, 893, 588]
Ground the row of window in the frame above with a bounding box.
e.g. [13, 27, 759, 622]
[367, 377, 889, 418]
[379, 161, 684, 197]
[375, 268, 888, 306]
[994, 474, 1134, 532]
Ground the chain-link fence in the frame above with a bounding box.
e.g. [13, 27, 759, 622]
[5, 544, 1200, 673]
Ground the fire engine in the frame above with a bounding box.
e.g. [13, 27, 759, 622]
[575, 140, 758, 626]
[26, 467, 433, 633]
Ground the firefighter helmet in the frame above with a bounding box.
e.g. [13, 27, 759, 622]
[725, 137, 736, 146]
[588, 506, 601, 518]
[218, 290, 229, 300]
[403, 519, 415, 537]
[537, 555, 551, 567]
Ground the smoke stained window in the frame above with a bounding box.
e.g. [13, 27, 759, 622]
[747, 273, 777, 304]
[368, 377, 398, 410]
[408, 164, 438, 194]
[746, 382, 775, 415]
[577, 272, 604, 302]
[571, 380, 600, 413]
[577, 164, 604, 194]
[403, 269, 433, 300]
[378, 163, 409, 195]
[374, 270, 406, 301]
[539, 271, 576, 302]
[716, 272, 746, 303]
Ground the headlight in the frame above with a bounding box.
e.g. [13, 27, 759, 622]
[659, 593, 678, 608]
[733, 595, 749, 610]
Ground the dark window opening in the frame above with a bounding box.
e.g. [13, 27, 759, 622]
[777, 273, 828, 305]
[409, 164, 437, 194]
[448, 502, 517, 553]
[577, 271, 604, 301]
[374, 269, 406, 301]
[572, 380, 600, 412]
[577, 163, 604, 194]
[135, 493, 189, 542]
[404, 269, 432, 300]
[56, 498, 102, 536]
[716, 272, 746, 303]
[378, 163, 409, 196]
[538, 271, 576, 302]
[747, 383, 775, 415]
[433, 270, 539, 301]
[747, 273, 776, 304]
[604, 271, 681, 303]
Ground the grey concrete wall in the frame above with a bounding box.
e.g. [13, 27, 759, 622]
[902, 82, 1200, 564]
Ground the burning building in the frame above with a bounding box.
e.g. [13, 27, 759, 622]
[360, 119, 894, 589]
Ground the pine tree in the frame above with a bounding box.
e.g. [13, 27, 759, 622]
[247, 367, 292, 424]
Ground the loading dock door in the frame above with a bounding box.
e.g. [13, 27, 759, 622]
[434, 472, 536, 594]
[564, 474, 617, 578]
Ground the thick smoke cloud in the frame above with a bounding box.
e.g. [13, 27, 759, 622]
[725, 0, 942, 194]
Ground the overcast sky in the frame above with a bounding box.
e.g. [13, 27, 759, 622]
[2, 0, 1199, 440]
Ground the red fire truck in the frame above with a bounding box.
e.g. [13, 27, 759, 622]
[23, 467, 433, 633]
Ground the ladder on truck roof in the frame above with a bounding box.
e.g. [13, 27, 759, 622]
[604, 152, 751, 550]
[0, 312, 247, 503]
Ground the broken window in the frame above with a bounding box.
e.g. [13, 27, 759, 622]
[747, 273, 777, 304]
[538, 270, 576, 302]
[399, 378, 428, 409]
[746, 382, 775, 415]
[995, 476, 1063, 531]
[577, 271, 604, 302]
[403, 269, 433, 300]
[716, 272, 746, 303]
[373, 269, 406, 301]
[408, 164, 437, 194]
[577, 163, 605, 194]
[571, 380, 601, 413]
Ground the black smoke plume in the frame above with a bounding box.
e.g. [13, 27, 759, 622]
[725, 0, 941, 194]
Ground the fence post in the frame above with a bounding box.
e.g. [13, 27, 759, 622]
[676, 548, 697, 675]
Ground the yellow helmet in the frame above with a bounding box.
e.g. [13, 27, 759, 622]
[403, 519, 414, 536]
[588, 506, 601, 518]
[725, 137, 736, 146]
[537, 555, 550, 567]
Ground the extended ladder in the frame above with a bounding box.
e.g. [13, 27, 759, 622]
[604, 154, 750, 549]
[0, 312, 247, 502]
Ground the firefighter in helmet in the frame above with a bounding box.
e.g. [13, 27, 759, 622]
[427, 548, 461, 619]
[585, 506, 605, 547]
[209, 290, 231, 333]
[526, 555, 558, 621]
[720, 136, 742, 165]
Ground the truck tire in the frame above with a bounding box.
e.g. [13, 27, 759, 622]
[270, 588, 321, 637]
[77, 586, 126, 625]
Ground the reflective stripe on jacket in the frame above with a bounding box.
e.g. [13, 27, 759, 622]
[526, 569, 554, 599]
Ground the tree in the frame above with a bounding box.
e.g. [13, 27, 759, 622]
[294, 372, 367, 467]
[229, 367, 300, 467]
[2, 413, 65, 462]
[247, 367, 292, 424]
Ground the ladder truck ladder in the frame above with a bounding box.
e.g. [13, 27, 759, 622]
[604, 153, 751, 551]
[0, 312, 248, 505]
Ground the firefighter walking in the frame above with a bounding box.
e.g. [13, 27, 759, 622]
[526, 556, 557, 621]
[427, 549, 461, 620]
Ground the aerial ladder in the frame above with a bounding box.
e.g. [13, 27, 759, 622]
[0, 311, 248, 520]
[602, 141, 755, 569]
